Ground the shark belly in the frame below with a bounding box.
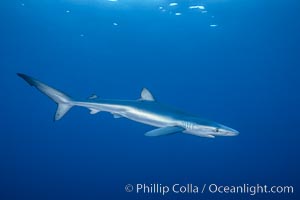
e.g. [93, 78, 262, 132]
[122, 108, 179, 128]
[74, 101, 178, 128]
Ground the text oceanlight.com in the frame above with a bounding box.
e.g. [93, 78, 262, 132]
[124, 183, 294, 196]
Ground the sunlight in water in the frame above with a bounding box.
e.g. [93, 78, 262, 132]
[69, 0, 165, 6]
[65, 0, 219, 28]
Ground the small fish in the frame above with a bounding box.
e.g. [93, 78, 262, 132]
[189, 5, 205, 10]
[169, 2, 178, 7]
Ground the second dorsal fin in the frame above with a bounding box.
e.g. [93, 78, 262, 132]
[88, 94, 98, 100]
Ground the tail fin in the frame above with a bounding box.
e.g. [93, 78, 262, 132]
[17, 73, 74, 120]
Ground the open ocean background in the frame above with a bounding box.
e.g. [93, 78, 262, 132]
[0, 0, 299, 199]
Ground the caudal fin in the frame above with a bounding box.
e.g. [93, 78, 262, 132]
[17, 73, 74, 120]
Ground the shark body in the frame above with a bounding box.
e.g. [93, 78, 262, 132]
[18, 73, 239, 138]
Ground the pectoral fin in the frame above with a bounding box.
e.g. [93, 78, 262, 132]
[204, 134, 215, 138]
[145, 126, 184, 137]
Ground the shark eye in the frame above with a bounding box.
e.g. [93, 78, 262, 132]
[215, 128, 219, 132]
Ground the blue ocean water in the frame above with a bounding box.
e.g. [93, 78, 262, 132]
[0, 0, 299, 199]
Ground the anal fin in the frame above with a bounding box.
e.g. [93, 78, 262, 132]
[112, 113, 122, 118]
[90, 109, 100, 114]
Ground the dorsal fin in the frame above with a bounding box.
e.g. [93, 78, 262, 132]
[140, 88, 155, 101]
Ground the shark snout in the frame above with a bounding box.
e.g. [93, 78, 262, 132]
[218, 125, 239, 136]
[227, 129, 239, 136]
[225, 127, 239, 136]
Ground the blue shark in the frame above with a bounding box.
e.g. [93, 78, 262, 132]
[17, 73, 239, 138]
